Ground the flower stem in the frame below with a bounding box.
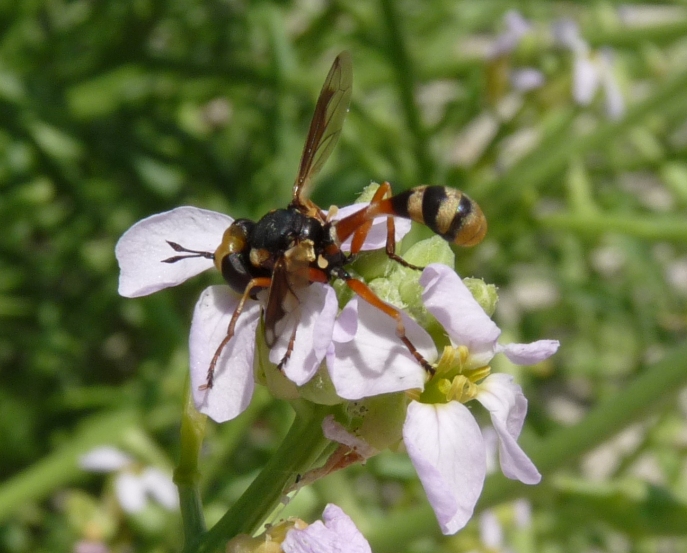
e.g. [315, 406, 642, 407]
[379, 0, 432, 184]
[175, 379, 208, 548]
[188, 401, 335, 553]
[539, 212, 687, 242]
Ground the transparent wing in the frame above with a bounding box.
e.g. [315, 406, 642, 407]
[292, 51, 353, 207]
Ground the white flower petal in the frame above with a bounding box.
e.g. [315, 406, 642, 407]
[403, 402, 487, 535]
[420, 264, 500, 358]
[79, 446, 132, 472]
[510, 68, 545, 91]
[573, 55, 600, 105]
[283, 504, 371, 553]
[331, 299, 358, 343]
[552, 19, 586, 52]
[190, 285, 260, 423]
[270, 284, 338, 386]
[115, 472, 147, 513]
[327, 298, 434, 400]
[491, 10, 531, 57]
[603, 73, 624, 120]
[479, 510, 503, 549]
[332, 203, 411, 252]
[476, 374, 541, 484]
[139, 467, 179, 510]
[116, 207, 231, 297]
[599, 52, 624, 120]
[500, 339, 560, 364]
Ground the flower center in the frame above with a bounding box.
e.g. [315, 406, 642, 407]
[415, 345, 491, 405]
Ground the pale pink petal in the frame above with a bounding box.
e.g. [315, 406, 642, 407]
[420, 264, 500, 361]
[190, 285, 260, 423]
[270, 284, 338, 386]
[603, 72, 624, 120]
[327, 298, 433, 400]
[322, 416, 378, 459]
[114, 473, 147, 513]
[600, 49, 624, 120]
[510, 68, 545, 91]
[74, 540, 109, 553]
[331, 203, 411, 252]
[331, 299, 357, 343]
[476, 374, 541, 484]
[139, 467, 179, 510]
[283, 504, 371, 553]
[479, 510, 503, 549]
[573, 55, 599, 105]
[499, 339, 560, 364]
[116, 207, 231, 297]
[403, 401, 486, 535]
[552, 19, 586, 52]
[79, 446, 132, 472]
[491, 10, 531, 56]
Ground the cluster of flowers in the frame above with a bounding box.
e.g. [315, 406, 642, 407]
[490, 11, 625, 119]
[115, 189, 559, 537]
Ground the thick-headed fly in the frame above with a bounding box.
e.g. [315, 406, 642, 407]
[168, 51, 487, 389]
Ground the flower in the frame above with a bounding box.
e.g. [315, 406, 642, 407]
[489, 11, 545, 93]
[116, 199, 410, 422]
[225, 504, 371, 553]
[282, 504, 371, 553]
[327, 263, 559, 534]
[79, 446, 178, 513]
[552, 19, 624, 119]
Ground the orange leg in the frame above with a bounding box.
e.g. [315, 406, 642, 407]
[275, 266, 328, 371]
[344, 276, 434, 375]
[337, 182, 422, 270]
[350, 182, 392, 254]
[200, 276, 272, 390]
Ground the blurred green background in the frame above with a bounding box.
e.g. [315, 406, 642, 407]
[2, 0, 687, 551]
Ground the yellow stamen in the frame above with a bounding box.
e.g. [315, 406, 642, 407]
[405, 388, 422, 402]
[434, 345, 471, 377]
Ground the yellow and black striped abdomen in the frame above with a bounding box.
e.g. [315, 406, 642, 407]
[389, 185, 487, 247]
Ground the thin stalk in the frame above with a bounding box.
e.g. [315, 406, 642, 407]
[539, 212, 687, 242]
[379, 0, 433, 184]
[189, 402, 335, 553]
[176, 380, 208, 547]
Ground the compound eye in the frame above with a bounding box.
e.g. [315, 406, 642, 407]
[214, 222, 251, 271]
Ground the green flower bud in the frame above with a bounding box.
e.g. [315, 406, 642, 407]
[346, 393, 408, 451]
[464, 278, 498, 317]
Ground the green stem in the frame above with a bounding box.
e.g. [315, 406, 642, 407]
[483, 68, 687, 218]
[0, 409, 140, 522]
[540, 212, 687, 242]
[175, 380, 208, 547]
[367, 340, 687, 552]
[379, 0, 433, 184]
[189, 402, 335, 553]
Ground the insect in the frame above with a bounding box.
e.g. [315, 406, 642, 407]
[167, 51, 487, 389]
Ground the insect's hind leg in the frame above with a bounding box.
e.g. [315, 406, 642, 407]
[348, 182, 423, 271]
[200, 276, 272, 390]
[343, 274, 435, 375]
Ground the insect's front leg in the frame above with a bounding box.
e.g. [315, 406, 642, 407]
[200, 276, 272, 390]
